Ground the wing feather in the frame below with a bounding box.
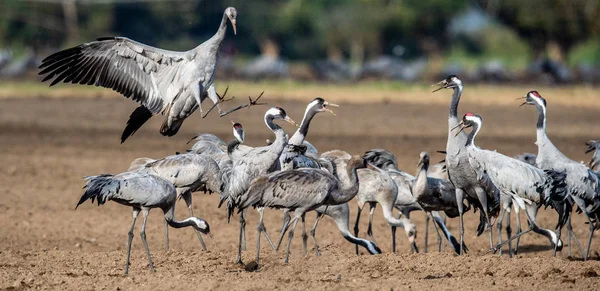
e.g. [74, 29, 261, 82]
[39, 37, 190, 113]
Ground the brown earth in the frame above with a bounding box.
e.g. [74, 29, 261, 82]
[1, 93, 600, 290]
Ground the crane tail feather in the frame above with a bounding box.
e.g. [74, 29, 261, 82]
[76, 174, 118, 209]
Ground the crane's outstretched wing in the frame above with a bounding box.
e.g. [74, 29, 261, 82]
[39, 37, 190, 114]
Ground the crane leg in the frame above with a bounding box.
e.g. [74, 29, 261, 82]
[235, 212, 246, 265]
[163, 219, 169, 253]
[566, 215, 584, 257]
[505, 208, 513, 258]
[429, 213, 443, 252]
[456, 188, 465, 256]
[124, 209, 140, 275]
[310, 213, 323, 256]
[276, 211, 291, 251]
[139, 209, 155, 273]
[301, 214, 308, 256]
[367, 202, 377, 244]
[513, 204, 521, 255]
[496, 207, 505, 256]
[284, 217, 300, 264]
[424, 214, 430, 253]
[255, 208, 266, 267]
[584, 214, 595, 261]
[390, 225, 397, 254]
[489, 213, 535, 254]
[353, 204, 363, 255]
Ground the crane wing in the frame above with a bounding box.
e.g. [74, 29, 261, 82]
[39, 37, 191, 113]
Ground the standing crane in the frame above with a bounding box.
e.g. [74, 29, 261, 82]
[76, 172, 211, 275]
[219, 107, 297, 265]
[521, 91, 600, 260]
[455, 113, 570, 254]
[235, 155, 368, 266]
[129, 153, 221, 252]
[432, 75, 501, 255]
[39, 7, 260, 142]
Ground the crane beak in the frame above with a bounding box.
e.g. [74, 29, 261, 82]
[231, 120, 236, 125]
[323, 102, 339, 116]
[231, 19, 237, 35]
[452, 121, 466, 137]
[207, 232, 217, 246]
[417, 160, 423, 167]
[284, 116, 299, 127]
[431, 80, 447, 93]
[516, 96, 527, 107]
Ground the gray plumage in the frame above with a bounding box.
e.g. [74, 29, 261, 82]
[236, 155, 367, 265]
[76, 172, 210, 274]
[39, 7, 238, 142]
[219, 107, 297, 265]
[522, 91, 600, 260]
[458, 113, 568, 252]
[188, 133, 228, 156]
[514, 153, 537, 166]
[363, 148, 466, 254]
[412, 152, 461, 217]
[433, 75, 500, 255]
[353, 164, 418, 253]
[585, 140, 600, 170]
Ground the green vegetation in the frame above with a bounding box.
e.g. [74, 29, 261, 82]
[0, 0, 598, 68]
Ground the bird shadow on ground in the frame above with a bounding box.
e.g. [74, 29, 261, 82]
[513, 244, 555, 254]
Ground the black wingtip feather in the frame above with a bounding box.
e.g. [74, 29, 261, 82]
[121, 106, 153, 143]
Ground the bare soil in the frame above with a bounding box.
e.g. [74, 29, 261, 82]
[1, 94, 599, 290]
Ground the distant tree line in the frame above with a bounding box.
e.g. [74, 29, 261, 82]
[0, 0, 598, 64]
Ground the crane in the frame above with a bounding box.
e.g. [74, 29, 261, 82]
[235, 155, 368, 266]
[520, 91, 600, 260]
[38, 7, 261, 142]
[219, 107, 297, 265]
[455, 112, 570, 254]
[432, 75, 501, 255]
[76, 172, 211, 275]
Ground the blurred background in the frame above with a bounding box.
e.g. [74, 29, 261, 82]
[1, 0, 600, 84]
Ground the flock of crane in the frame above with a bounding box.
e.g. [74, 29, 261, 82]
[37, 7, 600, 275]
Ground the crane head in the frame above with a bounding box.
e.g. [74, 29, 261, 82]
[231, 121, 245, 143]
[225, 7, 238, 35]
[453, 112, 481, 137]
[417, 151, 430, 167]
[518, 90, 546, 108]
[431, 75, 462, 92]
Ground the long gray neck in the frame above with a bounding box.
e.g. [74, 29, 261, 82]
[289, 108, 317, 146]
[534, 102, 550, 145]
[266, 116, 288, 154]
[205, 12, 229, 51]
[330, 161, 361, 204]
[164, 206, 200, 230]
[447, 85, 467, 150]
[449, 84, 463, 121]
[466, 123, 480, 148]
[227, 139, 240, 155]
[413, 161, 429, 199]
[340, 231, 379, 254]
